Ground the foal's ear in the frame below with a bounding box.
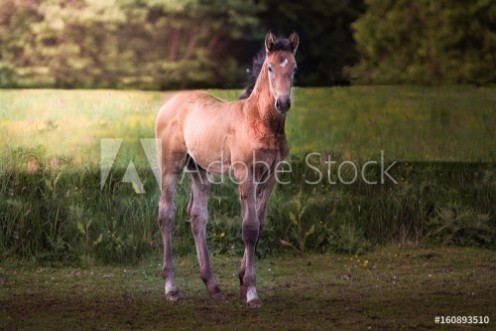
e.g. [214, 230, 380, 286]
[288, 32, 299, 54]
[265, 31, 276, 53]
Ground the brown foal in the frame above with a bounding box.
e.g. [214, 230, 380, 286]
[155, 31, 299, 307]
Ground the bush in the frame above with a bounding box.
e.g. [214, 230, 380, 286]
[352, 0, 496, 84]
[427, 205, 495, 247]
[329, 223, 372, 255]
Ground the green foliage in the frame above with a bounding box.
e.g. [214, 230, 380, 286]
[329, 223, 372, 255]
[1, 147, 495, 264]
[427, 205, 495, 247]
[0, 0, 263, 89]
[0, 0, 367, 88]
[2, 0, 496, 87]
[279, 191, 314, 256]
[352, 0, 496, 84]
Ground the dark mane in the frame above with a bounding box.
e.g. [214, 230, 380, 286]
[239, 37, 293, 99]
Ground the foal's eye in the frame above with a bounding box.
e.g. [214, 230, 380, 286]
[268, 65, 274, 73]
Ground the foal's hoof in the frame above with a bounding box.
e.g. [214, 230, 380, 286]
[210, 291, 226, 301]
[247, 298, 262, 308]
[246, 288, 261, 308]
[208, 284, 225, 301]
[239, 286, 248, 303]
[165, 290, 180, 302]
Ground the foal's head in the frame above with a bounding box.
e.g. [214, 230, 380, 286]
[265, 31, 299, 113]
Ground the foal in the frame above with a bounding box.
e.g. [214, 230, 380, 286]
[155, 31, 299, 307]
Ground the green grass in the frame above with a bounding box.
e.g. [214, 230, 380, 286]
[0, 89, 169, 165]
[287, 86, 496, 161]
[1, 87, 495, 263]
[1, 245, 495, 330]
[1, 86, 495, 163]
[1, 87, 495, 328]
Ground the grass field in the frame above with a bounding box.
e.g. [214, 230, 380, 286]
[1, 86, 495, 264]
[1, 86, 495, 328]
[1, 245, 495, 330]
[1, 86, 495, 164]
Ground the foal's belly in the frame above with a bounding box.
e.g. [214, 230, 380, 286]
[188, 148, 232, 176]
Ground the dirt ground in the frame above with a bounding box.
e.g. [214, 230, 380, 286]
[1, 245, 495, 330]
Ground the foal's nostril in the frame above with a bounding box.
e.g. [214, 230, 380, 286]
[276, 96, 291, 113]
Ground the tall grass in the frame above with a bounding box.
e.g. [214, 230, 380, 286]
[1, 146, 494, 264]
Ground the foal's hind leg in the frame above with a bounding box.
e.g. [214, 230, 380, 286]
[187, 161, 224, 299]
[157, 154, 186, 302]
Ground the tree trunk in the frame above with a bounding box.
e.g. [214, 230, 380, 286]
[168, 28, 180, 61]
[182, 27, 199, 61]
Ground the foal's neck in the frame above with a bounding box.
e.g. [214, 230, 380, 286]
[246, 62, 286, 136]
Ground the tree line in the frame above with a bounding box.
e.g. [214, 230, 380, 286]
[0, 0, 494, 89]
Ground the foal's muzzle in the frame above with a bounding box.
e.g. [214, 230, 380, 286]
[276, 95, 291, 113]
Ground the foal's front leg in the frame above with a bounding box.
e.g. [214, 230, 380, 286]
[238, 176, 276, 302]
[238, 179, 261, 307]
